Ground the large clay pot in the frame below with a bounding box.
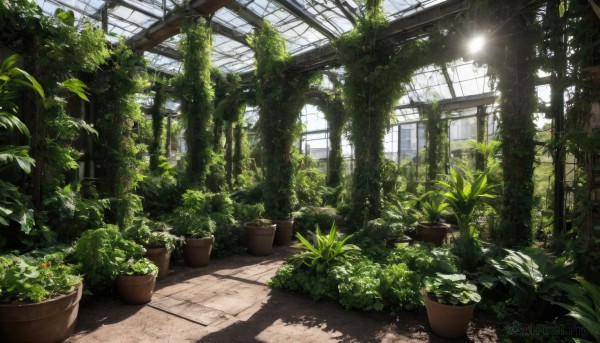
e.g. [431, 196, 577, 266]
[425, 292, 475, 338]
[183, 236, 214, 267]
[145, 246, 171, 279]
[415, 222, 448, 247]
[117, 272, 157, 305]
[0, 283, 83, 343]
[244, 223, 276, 256]
[272, 218, 294, 246]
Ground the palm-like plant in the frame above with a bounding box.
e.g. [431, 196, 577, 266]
[421, 197, 448, 223]
[557, 277, 600, 343]
[436, 167, 494, 238]
[290, 224, 360, 272]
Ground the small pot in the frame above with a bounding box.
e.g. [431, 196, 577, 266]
[0, 283, 83, 343]
[425, 292, 475, 338]
[244, 223, 276, 256]
[183, 236, 214, 267]
[145, 246, 171, 279]
[272, 218, 294, 246]
[117, 272, 157, 305]
[415, 222, 448, 246]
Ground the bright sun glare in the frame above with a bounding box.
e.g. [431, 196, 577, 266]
[468, 35, 486, 54]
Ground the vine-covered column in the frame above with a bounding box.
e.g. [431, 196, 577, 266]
[483, 1, 539, 247]
[252, 21, 313, 220]
[475, 105, 487, 172]
[179, 17, 213, 186]
[337, 0, 422, 228]
[565, 0, 600, 283]
[93, 40, 147, 229]
[424, 102, 443, 190]
[149, 84, 167, 172]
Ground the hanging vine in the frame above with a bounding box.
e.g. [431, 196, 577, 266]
[251, 21, 314, 219]
[212, 67, 227, 154]
[149, 83, 167, 172]
[178, 16, 214, 186]
[336, 0, 424, 228]
[423, 102, 445, 190]
[478, 1, 540, 247]
[92, 40, 148, 230]
[563, 0, 600, 283]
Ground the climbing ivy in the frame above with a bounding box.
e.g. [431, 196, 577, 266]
[212, 68, 227, 154]
[149, 83, 167, 172]
[423, 102, 445, 190]
[308, 72, 347, 189]
[336, 0, 424, 228]
[477, 1, 540, 247]
[92, 40, 148, 230]
[178, 16, 214, 186]
[251, 21, 314, 219]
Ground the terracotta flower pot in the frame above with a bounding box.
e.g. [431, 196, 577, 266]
[145, 246, 171, 279]
[272, 218, 294, 246]
[415, 222, 448, 246]
[425, 292, 475, 338]
[117, 272, 157, 305]
[244, 223, 276, 256]
[183, 236, 214, 267]
[0, 283, 83, 343]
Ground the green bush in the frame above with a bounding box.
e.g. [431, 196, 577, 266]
[73, 226, 144, 293]
[380, 262, 423, 310]
[330, 258, 384, 311]
[294, 167, 326, 207]
[294, 206, 338, 236]
[120, 257, 158, 276]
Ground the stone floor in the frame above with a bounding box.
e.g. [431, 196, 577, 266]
[67, 246, 499, 342]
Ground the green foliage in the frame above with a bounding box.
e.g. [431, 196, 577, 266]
[178, 17, 213, 186]
[487, 248, 574, 317]
[380, 262, 423, 310]
[149, 85, 167, 171]
[233, 202, 265, 223]
[0, 252, 81, 303]
[425, 273, 481, 305]
[421, 196, 448, 223]
[269, 263, 338, 302]
[387, 244, 458, 275]
[92, 39, 148, 230]
[123, 219, 181, 252]
[251, 21, 314, 219]
[41, 181, 109, 242]
[294, 206, 338, 237]
[0, 180, 35, 237]
[119, 257, 158, 276]
[294, 166, 326, 207]
[556, 277, 600, 343]
[73, 226, 145, 293]
[330, 258, 384, 311]
[290, 224, 360, 273]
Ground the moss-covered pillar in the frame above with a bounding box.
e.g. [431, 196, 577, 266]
[149, 85, 166, 172]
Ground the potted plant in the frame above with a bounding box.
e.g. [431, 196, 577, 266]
[415, 196, 449, 246]
[244, 219, 276, 256]
[124, 219, 181, 279]
[436, 167, 494, 270]
[424, 273, 481, 338]
[0, 252, 83, 343]
[116, 257, 158, 305]
[172, 214, 216, 267]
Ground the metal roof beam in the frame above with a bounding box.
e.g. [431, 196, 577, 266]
[210, 21, 249, 47]
[333, 0, 357, 26]
[127, 0, 232, 52]
[272, 0, 338, 40]
[149, 44, 182, 60]
[441, 64, 457, 98]
[226, 2, 265, 28]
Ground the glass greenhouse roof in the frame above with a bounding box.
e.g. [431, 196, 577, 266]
[31, 0, 508, 125]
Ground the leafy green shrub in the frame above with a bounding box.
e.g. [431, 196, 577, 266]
[294, 206, 338, 236]
[330, 258, 384, 311]
[294, 167, 326, 207]
[123, 219, 181, 252]
[73, 226, 144, 293]
[380, 262, 423, 310]
[424, 273, 481, 305]
[290, 224, 360, 272]
[233, 202, 265, 223]
[136, 173, 184, 219]
[386, 244, 457, 276]
[0, 253, 82, 303]
[269, 264, 338, 302]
